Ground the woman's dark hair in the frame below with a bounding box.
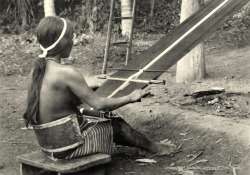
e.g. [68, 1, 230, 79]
[23, 16, 72, 127]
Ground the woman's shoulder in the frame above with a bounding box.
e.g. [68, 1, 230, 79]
[55, 65, 85, 84]
[58, 65, 82, 78]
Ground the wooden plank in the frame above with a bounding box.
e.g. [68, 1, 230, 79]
[20, 163, 43, 175]
[96, 0, 249, 98]
[17, 151, 111, 174]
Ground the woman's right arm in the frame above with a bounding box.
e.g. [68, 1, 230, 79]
[63, 67, 149, 111]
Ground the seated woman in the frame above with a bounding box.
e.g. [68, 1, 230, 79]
[23, 16, 176, 160]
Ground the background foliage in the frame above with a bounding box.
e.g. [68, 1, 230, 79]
[0, 0, 249, 76]
[0, 0, 249, 37]
[0, 0, 182, 34]
[212, 4, 250, 47]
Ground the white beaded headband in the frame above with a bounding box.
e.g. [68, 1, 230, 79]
[39, 18, 67, 58]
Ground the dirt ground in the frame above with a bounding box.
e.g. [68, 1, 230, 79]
[0, 35, 250, 175]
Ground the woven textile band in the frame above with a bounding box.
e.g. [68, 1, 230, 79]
[39, 18, 67, 58]
[32, 115, 73, 129]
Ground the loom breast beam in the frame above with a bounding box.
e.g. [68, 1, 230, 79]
[96, 0, 249, 98]
[97, 75, 166, 85]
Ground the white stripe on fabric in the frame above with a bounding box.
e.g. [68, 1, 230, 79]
[64, 119, 113, 159]
[33, 115, 73, 129]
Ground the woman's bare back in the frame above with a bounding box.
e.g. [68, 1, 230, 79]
[38, 61, 82, 124]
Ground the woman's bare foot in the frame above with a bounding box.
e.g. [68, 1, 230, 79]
[139, 140, 177, 158]
[153, 142, 176, 157]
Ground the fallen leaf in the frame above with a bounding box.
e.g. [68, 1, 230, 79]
[179, 133, 188, 136]
[136, 159, 156, 164]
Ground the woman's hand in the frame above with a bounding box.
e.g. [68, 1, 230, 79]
[129, 88, 151, 103]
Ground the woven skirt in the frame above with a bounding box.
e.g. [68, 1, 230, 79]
[64, 116, 114, 159]
[33, 115, 114, 160]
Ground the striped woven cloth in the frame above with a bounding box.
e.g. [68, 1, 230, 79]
[64, 116, 114, 159]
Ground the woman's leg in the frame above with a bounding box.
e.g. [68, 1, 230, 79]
[111, 117, 157, 153]
[111, 117, 176, 156]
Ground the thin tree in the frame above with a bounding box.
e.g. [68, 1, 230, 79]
[150, 0, 155, 30]
[176, 0, 206, 83]
[44, 0, 56, 17]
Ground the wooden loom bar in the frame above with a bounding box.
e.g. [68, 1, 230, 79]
[97, 75, 166, 85]
[108, 68, 169, 72]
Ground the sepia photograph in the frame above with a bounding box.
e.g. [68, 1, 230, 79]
[0, 0, 249, 174]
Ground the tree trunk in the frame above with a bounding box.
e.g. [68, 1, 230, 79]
[176, 0, 206, 83]
[150, 0, 155, 20]
[21, 11, 28, 28]
[44, 0, 56, 17]
[121, 0, 132, 36]
[17, 0, 28, 28]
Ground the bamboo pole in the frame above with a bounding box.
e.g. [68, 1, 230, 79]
[102, 0, 115, 74]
